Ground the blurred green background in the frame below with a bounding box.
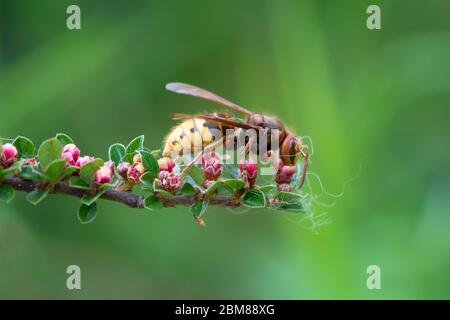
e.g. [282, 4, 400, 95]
[1, 0, 450, 299]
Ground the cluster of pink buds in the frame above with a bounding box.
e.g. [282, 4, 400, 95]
[75, 156, 94, 168]
[156, 157, 183, 193]
[239, 160, 258, 188]
[201, 151, 222, 188]
[157, 157, 175, 172]
[61, 144, 80, 166]
[117, 162, 131, 179]
[60, 143, 95, 170]
[0, 144, 18, 168]
[95, 161, 115, 184]
[275, 163, 297, 191]
[116, 154, 146, 185]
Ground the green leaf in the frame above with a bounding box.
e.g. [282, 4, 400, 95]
[0, 166, 18, 180]
[259, 184, 277, 194]
[61, 166, 78, 180]
[223, 179, 245, 191]
[55, 133, 74, 145]
[81, 190, 105, 206]
[184, 176, 199, 189]
[185, 165, 204, 186]
[240, 189, 266, 208]
[45, 159, 66, 183]
[278, 201, 304, 212]
[139, 150, 159, 177]
[13, 136, 35, 158]
[79, 158, 104, 184]
[144, 194, 163, 210]
[190, 200, 209, 217]
[151, 149, 162, 158]
[126, 135, 144, 155]
[70, 176, 89, 189]
[140, 171, 155, 186]
[38, 138, 62, 171]
[98, 176, 119, 191]
[20, 166, 46, 180]
[155, 188, 173, 198]
[0, 185, 15, 203]
[276, 191, 303, 203]
[78, 203, 98, 224]
[108, 143, 126, 165]
[276, 191, 304, 212]
[179, 182, 195, 195]
[26, 189, 49, 205]
[205, 180, 221, 195]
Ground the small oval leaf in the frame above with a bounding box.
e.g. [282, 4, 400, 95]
[78, 203, 97, 224]
[26, 189, 49, 205]
[81, 190, 105, 206]
[240, 189, 266, 208]
[205, 180, 221, 195]
[276, 191, 303, 203]
[38, 138, 62, 171]
[45, 159, 67, 183]
[70, 176, 89, 189]
[144, 194, 163, 210]
[139, 150, 159, 176]
[79, 158, 104, 184]
[223, 179, 245, 191]
[259, 184, 277, 195]
[13, 136, 35, 158]
[278, 201, 304, 212]
[20, 166, 46, 181]
[190, 199, 209, 217]
[0, 185, 16, 203]
[140, 171, 155, 186]
[108, 143, 126, 165]
[126, 135, 144, 155]
[55, 133, 74, 145]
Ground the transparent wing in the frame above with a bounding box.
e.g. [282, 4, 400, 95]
[166, 82, 253, 116]
[170, 113, 261, 130]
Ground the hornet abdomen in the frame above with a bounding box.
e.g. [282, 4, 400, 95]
[162, 117, 223, 158]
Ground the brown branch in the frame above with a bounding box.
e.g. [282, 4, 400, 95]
[1, 177, 240, 208]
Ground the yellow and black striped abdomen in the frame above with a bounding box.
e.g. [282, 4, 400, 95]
[162, 118, 222, 158]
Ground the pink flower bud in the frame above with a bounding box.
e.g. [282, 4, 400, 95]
[1, 143, 18, 168]
[156, 170, 183, 193]
[75, 156, 94, 168]
[2, 144, 18, 160]
[61, 152, 74, 165]
[275, 164, 297, 184]
[239, 160, 258, 188]
[201, 152, 222, 181]
[95, 165, 113, 184]
[133, 153, 141, 164]
[135, 163, 146, 175]
[104, 160, 115, 174]
[158, 157, 176, 173]
[127, 163, 142, 184]
[117, 162, 131, 179]
[61, 144, 80, 165]
[239, 160, 258, 178]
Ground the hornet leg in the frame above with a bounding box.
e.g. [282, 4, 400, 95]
[297, 144, 309, 189]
